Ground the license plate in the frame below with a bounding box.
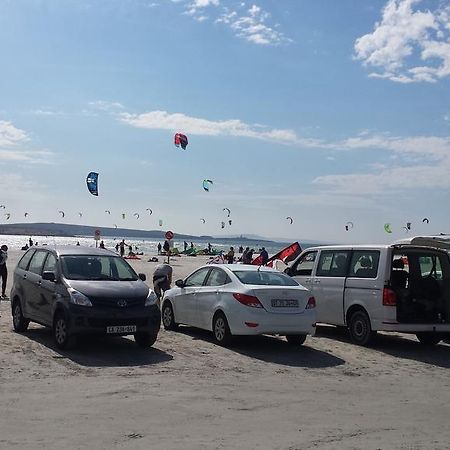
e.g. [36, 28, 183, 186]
[106, 325, 137, 334]
[271, 299, 299, 308]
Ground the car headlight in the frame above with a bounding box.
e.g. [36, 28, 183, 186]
[68, 288, 92, 307]
[145, 290, 158, 306]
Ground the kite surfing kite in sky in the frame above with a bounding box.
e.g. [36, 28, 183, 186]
[384, 223, 392, 234]
[223, 208, 231, 217]
[203, 179, 213, 192]
[105, 210, 111, 215]
[200, 218, 206, 224]
[5, 213, 10, 220]
[86, 172, 99, 196]
[286, 216, 293, 225]
[146, 208, 153, 215]
[174, 133, 188, 150]
[345, 222, 354, 232]
[134, 213, 140, 219]
[58, 210, 65, 218]
[423, 218, 430, 224]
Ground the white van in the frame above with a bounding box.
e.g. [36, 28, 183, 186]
[285, 236, 450, 346]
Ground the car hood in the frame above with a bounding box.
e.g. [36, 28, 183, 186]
[65, 280, 149, 298]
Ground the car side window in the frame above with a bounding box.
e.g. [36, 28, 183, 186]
[349, 251, 380, 278]
[205, 268, 231, 286]
[316, 251, 350, 277]
[18, 250, 35, 270]
[42, 253, 57, 273]
[28, 251, 48, 275]
[291, 251, 317, 276]
[184, 268, 211, 287]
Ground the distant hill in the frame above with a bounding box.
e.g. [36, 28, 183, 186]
[0, 222, 277, 244]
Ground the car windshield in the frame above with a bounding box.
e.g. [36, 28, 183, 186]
[233, 270, 299, 286]
[60, 255, 139, 281]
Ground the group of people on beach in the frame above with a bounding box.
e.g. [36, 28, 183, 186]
[225, 246, 268, 264]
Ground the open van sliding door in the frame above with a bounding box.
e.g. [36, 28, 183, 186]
[313, 250, 351, 326]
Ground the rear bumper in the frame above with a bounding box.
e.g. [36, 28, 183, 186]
[228, 309, 316, 336]
[67, 304, 161, 336]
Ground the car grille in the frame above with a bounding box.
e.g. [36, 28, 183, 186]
[88, 317, 149, 328]
[89, 297, 146, 308]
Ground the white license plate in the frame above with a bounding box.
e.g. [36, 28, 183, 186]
[271, 299, 299, 308]
[106, 325, 137, 334]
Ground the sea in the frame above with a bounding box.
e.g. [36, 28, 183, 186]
[0, 234, 291, 256]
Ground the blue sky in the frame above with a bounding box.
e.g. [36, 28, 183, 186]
[0, 0, 449, 243]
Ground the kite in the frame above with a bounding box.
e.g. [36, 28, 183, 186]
[252, 242, 302, 267]
[122, 213, 126, 219]
[158, 219, 163, 227]
[286, 216, 294, 224]
[200, 218, 206, 224]
[384, 223, 392, 234]
[422, 218, 430, 224]
[86, 172, 99, 196]
[58, 210, 65, 218]
[134, 213, 140, 219]
[345, 221, 354, 232]
[78, 212, 83, 218]
[221, 221, 225, 229]
[5, 213, 10, 220]
[0, 205, 5, 209]
[223, 208, 231, 217]
[146, 208, 153, 215]
[228, 220, 232, 226]
[105, 210, 111, 215]
[113, 224, 118, 228]
[24, 212, 28, 218]
[174, 133, 188, 150]
[203, 179, 213, 192]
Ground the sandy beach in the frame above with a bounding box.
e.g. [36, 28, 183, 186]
[1, 248, 450, 449]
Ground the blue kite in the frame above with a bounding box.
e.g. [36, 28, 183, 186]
[86, 172, 99, 196]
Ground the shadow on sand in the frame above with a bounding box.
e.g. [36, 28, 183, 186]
[316, 325, 450, 369]
[176, 326, 345, 369]
[23, 326, 173, 368]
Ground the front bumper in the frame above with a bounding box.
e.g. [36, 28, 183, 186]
[67, 303, 161, 336]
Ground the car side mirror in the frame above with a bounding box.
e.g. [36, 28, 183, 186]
[284, 267, 293, 276]
[175, 279, 185, 288]
[139, 273, 146, 281]
[42, 271, 56, 282]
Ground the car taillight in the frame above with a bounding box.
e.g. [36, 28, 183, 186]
[306, 296, 316, 309]
[383, 287, 397, 306]
[233, 293, 263, 308]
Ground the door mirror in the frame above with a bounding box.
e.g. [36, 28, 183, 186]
[42, 271, 56, 282]
[175, 279, 185, 288]
[138, 273, 146, 281]
[284, 267, 293, 276]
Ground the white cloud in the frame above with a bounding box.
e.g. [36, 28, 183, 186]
[354, 0, 450, 83]
[0, 121, 29, 147]
[88, 100, 125, 112]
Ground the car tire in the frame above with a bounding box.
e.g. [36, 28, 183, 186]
[286, 334, 307, 346]
[134, 332, 158, 348]
[12, 300, 30, 332]
[416, 332, 441, 346]
[161, 302, 178, 331]
[348, 310, 374, 346]
[53, 312, 76, 350]
[213, 312, 232, 346]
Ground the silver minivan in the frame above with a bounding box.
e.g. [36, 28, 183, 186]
[285, 236, 450, 345]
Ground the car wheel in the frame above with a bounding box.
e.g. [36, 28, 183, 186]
[348, 310, 374, 346]
[416, 332, 441, 346]
[213, 312, 232, 346]
[53, 312, 76, 350]
[12, 300, 30, 332]
[286, 334, 307, 346]
[162, 302, 178, 331]
[134, 332, 158, 348]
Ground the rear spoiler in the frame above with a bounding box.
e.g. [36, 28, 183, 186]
[393, 235, 450, 251]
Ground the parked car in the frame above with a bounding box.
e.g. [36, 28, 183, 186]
[284, 236, 450, 346]
[161, 264, 316, 346]
[10, 246, 161, 349]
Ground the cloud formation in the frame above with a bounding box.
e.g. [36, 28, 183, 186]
[354, 0, 450, 83]
[0, 121, 29, 147]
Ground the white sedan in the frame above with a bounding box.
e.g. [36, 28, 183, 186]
[161, 264, 316, 346]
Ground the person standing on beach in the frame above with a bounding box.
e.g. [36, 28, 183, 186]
[0, 245, 8, 298]
[157, 242, 162, 255]
[242, 246, 250, 264]
[184, 241, 188, 252]
[259, 247, 269, 265]
[152, 263, 173, 304]
[119, 239, 127, 257]
[29, 237, 33, 247]
[226, 247, 235, 264]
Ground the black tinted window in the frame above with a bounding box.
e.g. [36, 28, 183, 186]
[349, 251, 380, 278]
[291, 251, 317, 276]
[317, 251, 350, 277]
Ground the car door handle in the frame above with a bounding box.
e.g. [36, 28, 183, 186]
[305, 278, 311, 283]
[313, 279, 321, 284]
[22, 274, 27, 280]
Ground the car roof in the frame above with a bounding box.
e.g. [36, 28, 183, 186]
[303, 244, 390, 251]
[30, 245, 117, 257]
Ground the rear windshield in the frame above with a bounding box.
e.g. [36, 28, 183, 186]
[60, 255, 138, 281]
[233, 270, 299, 286]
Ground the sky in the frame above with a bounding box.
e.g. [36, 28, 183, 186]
[0, 0, 449, 243]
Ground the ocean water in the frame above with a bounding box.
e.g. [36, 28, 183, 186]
[0, 234, 288, 256]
